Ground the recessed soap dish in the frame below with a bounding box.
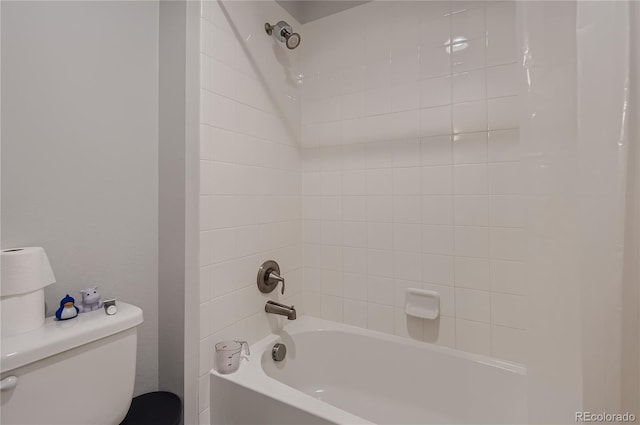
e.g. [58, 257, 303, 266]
[405, 288, 440, 320]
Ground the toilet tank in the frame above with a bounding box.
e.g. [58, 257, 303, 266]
[1, 302, 143, 425]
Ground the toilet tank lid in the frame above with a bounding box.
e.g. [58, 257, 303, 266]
[1, 302, 143, 372]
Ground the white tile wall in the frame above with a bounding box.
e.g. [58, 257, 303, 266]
[300, 1, 525, 363]
[199, 5, 525, 419]
[198, 1, 302, 420]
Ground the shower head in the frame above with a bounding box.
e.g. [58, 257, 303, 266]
[265, 21, 301, 50]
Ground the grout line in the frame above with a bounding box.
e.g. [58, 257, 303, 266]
[447, 7, 458, 349]
[483, 2, 495, 357]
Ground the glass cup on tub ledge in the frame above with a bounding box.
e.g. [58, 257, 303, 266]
[215, 340, 250, 374]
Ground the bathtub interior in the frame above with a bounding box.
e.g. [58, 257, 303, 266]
[258, 321, 527, 424]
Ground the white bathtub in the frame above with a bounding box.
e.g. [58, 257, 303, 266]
[210, 316, 527, 424]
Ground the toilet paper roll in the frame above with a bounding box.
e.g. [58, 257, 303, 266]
[1, 289, 46, 336]
[1, 247, 56, 296]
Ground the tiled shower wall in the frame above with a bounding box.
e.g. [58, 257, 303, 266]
[300, 1, 526, 362]
[198, 1, 303, 421]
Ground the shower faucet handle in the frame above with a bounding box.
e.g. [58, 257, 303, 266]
[268, 270, 285, 294]
[257, 260, 285, 294]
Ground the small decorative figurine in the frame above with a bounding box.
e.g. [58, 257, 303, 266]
[78, 287, 103, 313]
[55, 294, 79, 320]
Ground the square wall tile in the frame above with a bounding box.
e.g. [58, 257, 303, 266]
[422, 253, 454, 286]
[421, 75, 452, 108]
[368, 303, 395, 334]
[454, 195, 489, 226]
[392, 82, 421, 112]
[394, 251, 423, 281]
[421, 135, 453, 166]
[367, 169, 394, 195]
[454, 226, 489, 258]
[422, 195, 453, 225]
[453, 132, 488, 164]
[394, 196, 422, 224]
[343, 170, 366, 196]
[393, 139, 422, 168]
[453, 101, 487, 134]
[422, 166, 453, 195]
[391, 54, 421, 85]
[368, 276, 395, 305]
[456, 318, 491, 355]
[366, 196, 393, 222]
[393, 167, 421, 195]
[343, 272, 367, 301]
[420, 45, 451, 78]
[422, 225, 454, 255]
[343, 196, 367, 221]
[490, 228, 524, 261]
[343, 221, 367, 247]
[321, 269, 343, 295]
[491, 260, 526, 295]
[394, 223, 422, 252]
[343, 299, 368, 327]
[366, 141, 394, 169]
[455, 288, 491, 322]
[421, 105, 452, 137]
[453, 163, 488, 195]
[489, 195, 523, 228]
[321, 171, 342, 196]
[365, 87, 392, 116]
[455, 256, 490, 290]
[453, 69, 487, 103]
[343, 247, 366, 274]
[367, 249, 394, 277]
[341, 92, 366, 119]
[321, 295, 344, 322]
[367, 222, 393, 249]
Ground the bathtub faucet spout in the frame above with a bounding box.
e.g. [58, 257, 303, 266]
[265, 300, 297, 320]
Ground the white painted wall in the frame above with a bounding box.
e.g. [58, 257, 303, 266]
[1, 1, 159, 395]
[300, 1, 525, 362]
[198, 1, 303, 421]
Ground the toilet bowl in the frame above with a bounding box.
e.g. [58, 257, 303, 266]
[0, 302, 143, 425]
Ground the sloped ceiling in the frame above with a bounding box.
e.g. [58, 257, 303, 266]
[276, 0, 370, 24]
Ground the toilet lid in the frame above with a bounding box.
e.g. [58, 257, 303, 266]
[1, 301, 143, 372]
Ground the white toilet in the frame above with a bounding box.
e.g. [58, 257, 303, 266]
[1, 301, 143, 425]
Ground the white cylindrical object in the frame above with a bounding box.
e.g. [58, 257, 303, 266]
[215, 341, 243, 374]
[1, 247, 56, 296]
[1, 247, 55, 336]
[1, 289, 46, 336]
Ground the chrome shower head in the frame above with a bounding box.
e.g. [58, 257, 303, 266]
[265, 21, 301, 50]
